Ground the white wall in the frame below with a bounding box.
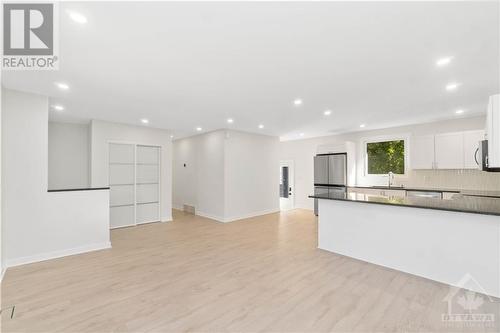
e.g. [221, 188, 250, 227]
[173, 129, 279, 222]
[2, 89, 110, 266]
[90, 120, 173, 222]
[194, 131, 226, 219]
[279, 116, 488, 210]
[224, 130, 279, 220]
[48, 122, 90, 190]
[173, 130, 226, 220]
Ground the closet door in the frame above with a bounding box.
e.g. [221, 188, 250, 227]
[109, 143, 136, 228]
[136, 145, 160, 224]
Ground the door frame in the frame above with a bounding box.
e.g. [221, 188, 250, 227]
[279, 160, 295, 211]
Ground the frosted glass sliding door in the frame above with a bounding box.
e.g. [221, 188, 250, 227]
[109, 143, 135, 228]
[136, 145, 160, 224]
[108, 143, 161, 229]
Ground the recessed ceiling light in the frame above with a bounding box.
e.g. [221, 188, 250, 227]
[52, 105, 64, 111]
[359, 124, 366, 128]
[67, 10, 87, 24]
[196, 127, 202, 131]
[455, 109, 465, 114]
[258, 124, 264, 129]
[227, 118, 234, 124]
[55, 82, 69, 90]
[141, 118, 149, 124]
[299, 133, 305, 137]
[446, 82, 460, 91]
[436, 56, 453, 67]
[293, 99, 303, 106]
[323, 110, 332, 116]
[170, 135, 174, 139]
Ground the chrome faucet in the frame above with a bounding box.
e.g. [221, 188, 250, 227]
[388, 171, 394, 187]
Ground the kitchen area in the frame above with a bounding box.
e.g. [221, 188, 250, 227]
[309, 94, 500, 299]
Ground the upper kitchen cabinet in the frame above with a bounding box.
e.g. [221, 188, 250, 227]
[411, 130, 485, 170]
[463, 130, 485, 169]
[410, 135, 435, 169]
[434, 132, 464, 169]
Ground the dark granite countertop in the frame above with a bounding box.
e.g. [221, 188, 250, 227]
[309, 192, 500, 216]
[348, 185, 500, 198]
[48, 187, 110, 192]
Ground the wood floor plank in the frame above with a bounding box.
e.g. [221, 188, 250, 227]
[1, 209, 499, 332]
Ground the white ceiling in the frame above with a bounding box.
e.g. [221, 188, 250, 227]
[2, 1, 499, 141]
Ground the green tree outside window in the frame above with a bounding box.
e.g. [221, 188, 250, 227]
[367, 140, 405, 174]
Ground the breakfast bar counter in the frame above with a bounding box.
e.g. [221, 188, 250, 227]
[309, 192, 500, 298]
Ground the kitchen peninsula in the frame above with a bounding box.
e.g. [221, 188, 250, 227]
[309, 191, 500, 298]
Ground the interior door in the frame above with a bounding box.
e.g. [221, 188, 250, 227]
[109, 143, 135, 229]
[280, 161, 294, 211]
[136, 145, 160, 224]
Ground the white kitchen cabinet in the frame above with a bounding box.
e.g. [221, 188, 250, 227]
[442, 192, 459, 200]
[383, 189, 406, 198]
[348, 187, 405, 198]
[463, 130, 485, 169]
[434, 132, 464, 169]
[410, 135, 435, 169]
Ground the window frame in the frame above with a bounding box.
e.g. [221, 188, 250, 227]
[362, 134, 410, 179]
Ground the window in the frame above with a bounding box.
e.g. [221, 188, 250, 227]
[366, 139, 405, 175]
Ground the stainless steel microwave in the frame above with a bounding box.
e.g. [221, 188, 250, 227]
[477, 140, 500, 172]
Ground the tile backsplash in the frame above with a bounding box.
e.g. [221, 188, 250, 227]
[395, 170, 500, 191]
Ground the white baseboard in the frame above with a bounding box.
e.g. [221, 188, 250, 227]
[196, 211, 226, 223]
[172, 203, 183, 211]
[224, 208, 280, 223]
[6, 242, 112, 268]
[196, 208, 280, 223]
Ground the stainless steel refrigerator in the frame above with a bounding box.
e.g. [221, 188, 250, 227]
[314, 153, 347, 215]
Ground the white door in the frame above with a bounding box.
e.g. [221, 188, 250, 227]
[279, 161, 294, 211]
[109, 143, 161, 229]
[109, 143, 136, 229]
[136, 145, 160, 224]
[435, 132, 464, 169]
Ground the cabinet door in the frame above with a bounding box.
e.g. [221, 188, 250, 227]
[463, 130, 485, 169]
[442, 192, 459, 200]
[410, 135, 435, 169]
[435, 133, 464, 169]
[383, 189, 406, 198]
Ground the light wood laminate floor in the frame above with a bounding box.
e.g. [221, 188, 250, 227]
[2, 209, 499, 332]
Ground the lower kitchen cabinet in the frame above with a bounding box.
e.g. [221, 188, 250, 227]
[349, 188, 405, 198]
